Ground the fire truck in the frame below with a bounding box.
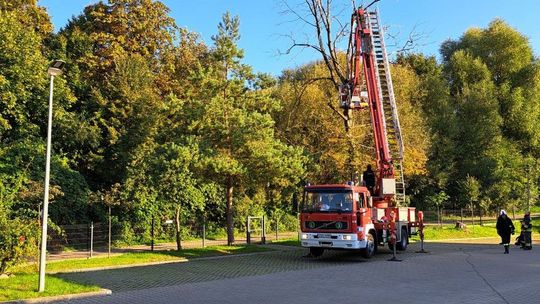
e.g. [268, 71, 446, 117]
[299, 6, 422, 258]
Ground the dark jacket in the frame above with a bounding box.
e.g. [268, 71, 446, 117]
[362, 169, 375, 188]
[496, 215, 515, 236]
[522, 214, 532, 232]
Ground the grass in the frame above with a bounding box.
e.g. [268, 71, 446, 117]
[412, 224, 498, 241]
[43, 245, 271, 273]
[0, 273, 100, 302]
[2, 245, 271, 302]
[270, 238, 301, 246]
[413, 221, 540, 241]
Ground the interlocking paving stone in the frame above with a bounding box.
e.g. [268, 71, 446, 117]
[52, 242, 540, 304]
[55, 247, 401, 292]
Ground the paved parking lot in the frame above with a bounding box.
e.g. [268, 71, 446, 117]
[54, 241, 540, 304]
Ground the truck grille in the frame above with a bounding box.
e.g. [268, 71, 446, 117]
[305, 221, 348, 230]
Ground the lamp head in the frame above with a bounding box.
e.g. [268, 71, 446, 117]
[48, 60, 66, 76]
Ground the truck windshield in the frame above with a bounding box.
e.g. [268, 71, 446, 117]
[303, 191, 353, 213]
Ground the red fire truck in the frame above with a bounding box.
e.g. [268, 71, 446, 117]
[299, 6, 422, 258]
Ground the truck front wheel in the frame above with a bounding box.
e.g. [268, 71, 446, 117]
[361, 232, 376, 259]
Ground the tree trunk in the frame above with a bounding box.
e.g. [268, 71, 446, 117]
[175, 205, 182, 251]
[471, 203, 475, 226]
[479, 209, 483, 226]
[226, 178, 234, 245]
[0, 257, 8, 275]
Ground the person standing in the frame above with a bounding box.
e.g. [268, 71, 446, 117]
[521, 212, 533, 250]
[496, 210, 515, 254]
[362, 165, 376, 195]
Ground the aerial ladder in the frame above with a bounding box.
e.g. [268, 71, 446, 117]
[299, 5, 420, 258]
[340, 5, 405, 206]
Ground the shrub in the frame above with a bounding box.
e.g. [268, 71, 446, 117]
[0, 212, 39, 275]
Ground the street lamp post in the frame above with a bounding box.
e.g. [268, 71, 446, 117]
[38, 60, 65, 292]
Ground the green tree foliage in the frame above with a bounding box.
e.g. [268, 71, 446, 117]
[62, 0, 176, 83]
[124, 139, 204, 249]
[390, 64, 429, 177]
[441, 19, 540, 157]
[189, 12, 306, 244]
[404, 19, 539, 211]
[4, 0, 540, 268]
[458, 175, 481, 209]
[273, 61, 368, 183]
[0, 210, 39, 275]
[273, 58, 430, 209]
[0, 4, 91, 225]
[0, 0, 53, 39]
[56, 0, 177, 189]
[0, 11, 47, 140]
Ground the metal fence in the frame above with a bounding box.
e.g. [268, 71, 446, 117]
[421, 208, 526, 226]
[47, 216, 298, 260]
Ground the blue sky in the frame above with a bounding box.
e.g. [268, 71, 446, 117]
[38, 0, 539, 76]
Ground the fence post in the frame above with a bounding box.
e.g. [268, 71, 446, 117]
[460, 208, 463, 224]
[86, 223, 89, 253]
[202, 216, 206, 248]
[262, 216, 266, 244]
[151, 216, 155, 252]
[440, 208, 444, 227]
[246, 217, 251, 245]
[90, 221, 94, 258]
[471, 205, 475, 226]
[275, 216, 279, 241]
[437, 205, 441, 227]
[108, 206, 111, 258]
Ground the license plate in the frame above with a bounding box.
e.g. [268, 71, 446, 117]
[320, 242, 333, 247]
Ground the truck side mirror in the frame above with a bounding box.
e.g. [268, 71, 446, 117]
[367, 196, 373, 208]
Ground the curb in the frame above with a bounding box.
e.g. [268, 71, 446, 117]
[2, 289, 111, 304]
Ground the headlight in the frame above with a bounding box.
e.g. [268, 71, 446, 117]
[343, 235, 352, 240]
[301, 233, 308, 239]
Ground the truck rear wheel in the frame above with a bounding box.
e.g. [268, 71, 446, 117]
[397, 227, 408, 251]
[361, 232, 376, 259]
[309, 247, 324, 257]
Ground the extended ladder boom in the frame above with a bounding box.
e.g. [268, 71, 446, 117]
[344, 7, 405, 205]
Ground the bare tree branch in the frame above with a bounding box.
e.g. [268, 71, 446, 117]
[279, 0, 316, 28]
[384, 22, 433, 56]
[278, 33, 324, 55]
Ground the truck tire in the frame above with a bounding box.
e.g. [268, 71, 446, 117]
[309, 247, 324, 257]
[397, 227, 408, 251]
[361, 232, 376, 259]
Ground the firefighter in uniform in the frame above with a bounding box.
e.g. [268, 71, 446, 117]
[496, 210, 515, 254]
[362, 165, 376, 195]
[521, 212, 533, 250]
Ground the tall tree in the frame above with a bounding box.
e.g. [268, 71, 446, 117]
[0, 0, 52, 39]
[191, 13, 306, 245]
[403, 19, 538, 211]
[441, 19, 540, 158]
[57, 0, 178, 189]
[273, 61, 368, 183]
[0, 11, 48, 140]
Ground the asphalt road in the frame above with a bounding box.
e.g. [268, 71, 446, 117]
[53, 241, 540, 304]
